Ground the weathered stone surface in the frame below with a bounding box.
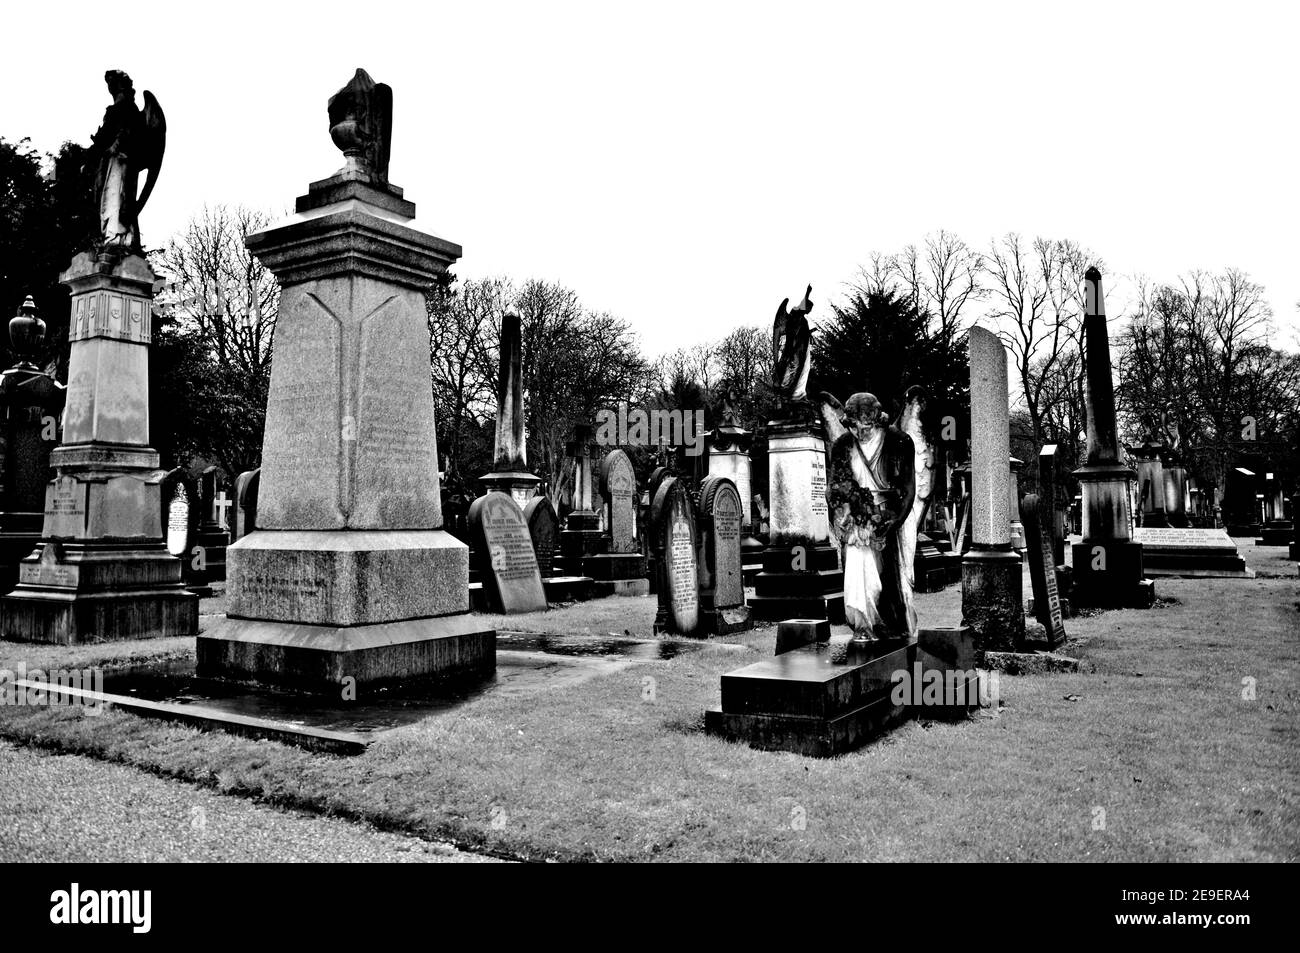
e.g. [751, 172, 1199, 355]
[982, 651, 1086, 675]
[774, 618, 829, 654]
[651, 476, 699, 635]
[767, 427, 829, 546]
[601, 449, 638, 554]
[962, 548, 1024, 654]
[233, 468, 260, 540]
[523, 496, 560, 578]
[967, 327, 1010, 548]
[467, 492, 547, 614]
[1022, 494, 1065, 646]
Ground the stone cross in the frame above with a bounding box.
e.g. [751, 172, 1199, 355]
[213, 491, 233, 530]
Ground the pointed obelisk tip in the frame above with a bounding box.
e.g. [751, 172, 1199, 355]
[1085, 265, 1102, 282]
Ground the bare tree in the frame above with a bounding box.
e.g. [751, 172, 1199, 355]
[887, 229, 985, 341]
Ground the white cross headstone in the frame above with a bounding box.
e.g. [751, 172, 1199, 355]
[213, 491, 233, 531]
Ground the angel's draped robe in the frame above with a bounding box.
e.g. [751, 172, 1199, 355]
[829, 425, 917, 639]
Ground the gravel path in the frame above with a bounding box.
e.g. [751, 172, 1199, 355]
[0, 740, 501, 863]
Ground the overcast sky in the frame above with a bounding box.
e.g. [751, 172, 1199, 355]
[3, 0, 1297, 355]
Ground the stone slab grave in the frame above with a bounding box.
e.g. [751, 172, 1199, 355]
[705, 623, 984, 757]
[468, 491, 548, 614]
[696, 475, 752, 635]
[524, 495, 592, 603]
[198, 68, 494, 694]
[1133, 526, 1252, 578]
[1022, 494, 1066, 648]
[651, 476, 700, 636]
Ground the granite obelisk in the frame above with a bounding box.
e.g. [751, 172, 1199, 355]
[480, 312, 539, 508]
[197, 69, 495, 692]
[961, 326, 1024, 653]
[1071, 267, 1154, 608]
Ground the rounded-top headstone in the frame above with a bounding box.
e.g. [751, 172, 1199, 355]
[468, 491, 547, 614]
[600, 449, 638, 554]
[523, 495, 560, 579]
[698, 475, 744, 609]
[651, 476, 699, 634]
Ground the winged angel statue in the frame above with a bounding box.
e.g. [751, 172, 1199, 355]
[818, 386, 934, 640]
[90, 70, 166, 252]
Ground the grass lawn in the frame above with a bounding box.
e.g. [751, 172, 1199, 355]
[0, 543, 1296, 862]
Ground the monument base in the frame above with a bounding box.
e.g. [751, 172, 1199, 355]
[1070, 540, 1156, 608]
[541, 575, 594, 602]
[197, 614, 495, 695]
[1133, 527, 1252, 578]
[750, 542, 845, 623]
[1258, 521, 1294, 546]
[961, 547, 1024, 654]
[700, 603, 752, 636]
[1, 540, 198, 644]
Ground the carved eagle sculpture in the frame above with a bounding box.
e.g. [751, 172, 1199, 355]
[771, 285, 813, 402]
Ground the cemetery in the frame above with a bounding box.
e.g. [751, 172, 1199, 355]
[0, 56, 1296, 866]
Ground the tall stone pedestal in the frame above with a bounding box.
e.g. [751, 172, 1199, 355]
[1071, 464, 1155, 608]
[197, 158, 493, 693]
[748, 416, 844, 623]
[1, 253, 197, 644]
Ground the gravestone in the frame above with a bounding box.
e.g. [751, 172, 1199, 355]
[165, 482, 192, 560]
[601, 449, 638, 554]
[697, 475, 751, 635]
[1022, 494, 1065, 647]
[468, 491, 547, 614]
[193, 466, 229, 583]
[0, 296, 66, 592]
[198, 68, 494, 692]
[651, 476, 699, 635]
[480, 312, 539, 507]
[1070, 267, 1154, 609]
[233, 468, 260, 540]
[1038, 444, 1064, 565]
[961, 327, 1024, 654]
[524, 496, 559, 577]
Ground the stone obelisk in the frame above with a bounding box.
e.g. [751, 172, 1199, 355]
[479, 312, 539, 508]
[198, 68, 495, 692]
[961, 326, 1024, 653]
[1071, 267, 1154, 609]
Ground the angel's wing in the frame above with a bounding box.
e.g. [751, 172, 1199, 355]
[135, 90, 167, 215]
[771, 297, 791, 372]
[817, 391, 848, 446]
[899, 389, 934, 506]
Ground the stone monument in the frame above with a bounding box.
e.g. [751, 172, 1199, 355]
[479, 312, 539, 508]
[467, 491, 547, 614]
[523, 495, 591, 603]
[197, 68, 495, 692]
[1130, 434, 1169, 528]
[232, 467, 259, 541]
[1008, 456, 1028, 551]
[0, 297, 66, 592]
[651, 476, 699, 636]
[192, 466, 229, 584]
[1022, 493, 1066, 647]
[961, 326, 1025, 653]
[696, 475, 752, 635]
[749, 285, 845, 622]
[1070, 267, 1154, 609]
[1, 73, 198, 644]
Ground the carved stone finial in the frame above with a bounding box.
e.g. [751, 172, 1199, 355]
[328, 68, 393, 184]
[9, 295, 46, 367]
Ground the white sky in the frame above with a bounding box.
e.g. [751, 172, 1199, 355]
[3, 0, 1297, 355]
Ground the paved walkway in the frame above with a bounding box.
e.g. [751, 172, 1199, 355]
[0, 740, 500, 863]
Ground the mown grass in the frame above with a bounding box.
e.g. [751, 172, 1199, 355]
[0, 549, 1295, 862]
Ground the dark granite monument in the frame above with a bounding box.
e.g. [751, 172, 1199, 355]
[0, 297, 66, 593]
[1023, 493, 1066, 647]
[1070, 267, 1155, 609]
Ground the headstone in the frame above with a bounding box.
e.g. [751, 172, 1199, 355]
[697, 475, 751, 634]
[193, 465, 229, 583]
[1070, 267, 1153, 609]
[165, 483, 192, 559]
[523, 495, 560, 578]
[651, 476, 699, 635]
[0, 296, 66, 592]
[198, 68, 494, 692]
[468, 491, 547, 614]
[600, 449, 638, 553]
[961, 326, 1024, 654]
[233, 468, 260, 540]
[1038, 444, 1064, 565]
[1008, 456, 1027, 551]
[1022, 493, 1065, 646]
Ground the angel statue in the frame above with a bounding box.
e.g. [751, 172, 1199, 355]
[88, 70, 166, 252]
[772, 285, 813, 403]
[820, 390, 924, 640]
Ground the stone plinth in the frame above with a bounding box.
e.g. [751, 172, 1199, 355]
[1, 253, 197, 644]
[1133, 527, 1251, 578]
[749, 418, 844, 623]
[197, 170, 493, 693]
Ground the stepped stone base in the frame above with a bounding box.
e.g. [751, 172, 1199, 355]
[197, 614, 495, 695]
[1070, 539, 1156, 609]
[1, 540, 198, 644]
